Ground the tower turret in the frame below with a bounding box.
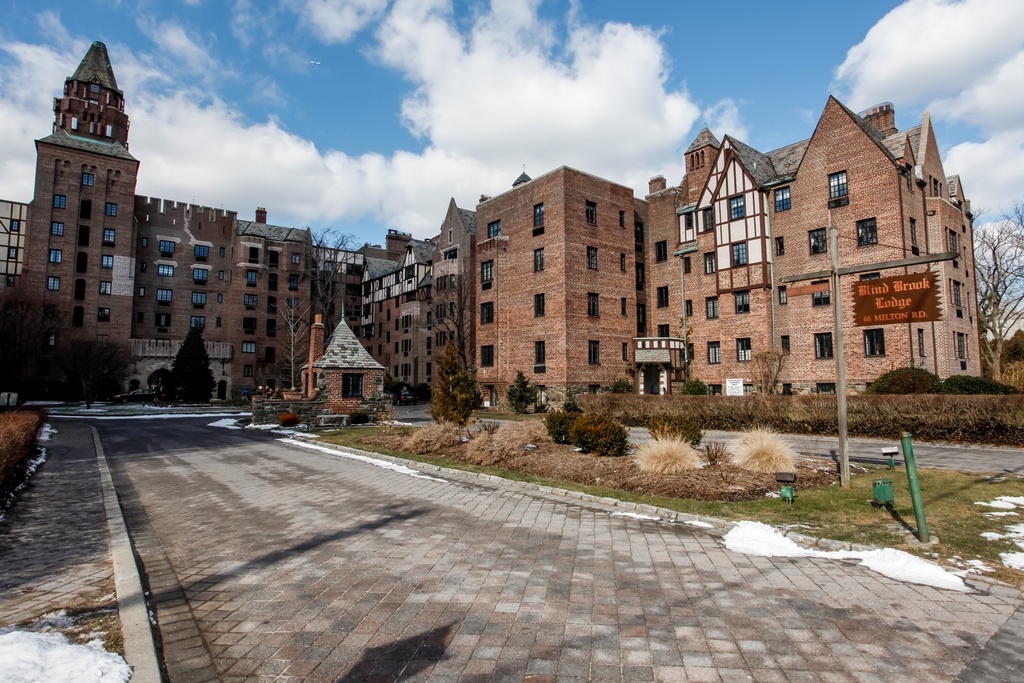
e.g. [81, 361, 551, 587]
[52, 41, 131, 148]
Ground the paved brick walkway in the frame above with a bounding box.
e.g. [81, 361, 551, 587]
[99, 425, 1022, 683]
[0, 421, 114, 626]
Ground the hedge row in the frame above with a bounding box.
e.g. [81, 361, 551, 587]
[578, 394, 1024, 447]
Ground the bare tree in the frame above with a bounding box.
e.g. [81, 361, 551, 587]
[0, 294, 63, 395]
[278, 297, 311, 391]
[57, 339, 131, 407]
[975, 201, 1024, 382]
[432, 271, 473, 369]
[753, 350, 786, 395]
[307, 227, 357, 338]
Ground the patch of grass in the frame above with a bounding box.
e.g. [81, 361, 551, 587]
[314, 427, 1024, 588]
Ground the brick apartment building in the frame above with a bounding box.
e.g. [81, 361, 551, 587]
[1, 42, 981, 403]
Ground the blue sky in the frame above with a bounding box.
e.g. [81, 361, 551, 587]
[1, 0, 1021, 245]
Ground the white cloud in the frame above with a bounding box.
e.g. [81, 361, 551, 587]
[296, 0, 390, 43]
[834, 0, 1024, 214]
[703, 99, 748, 144]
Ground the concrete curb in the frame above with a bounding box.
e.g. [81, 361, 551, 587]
[90, 427, 162, 683]
[285, 436, 1023, 597]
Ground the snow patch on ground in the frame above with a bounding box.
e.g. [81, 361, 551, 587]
[683, 520, 715, 529]
[975, 500, 1017, 509]
[724, 521, 970, 592]
[37, 424, 57, 441]
[612, 512, 660, 521]
[1001, 553, 1024, 569]
[278, 439, 447, 482]
[0, 631, 130, 682]
[70, 412, 251, 421]
[976, 497, 1024, 569]
[208, 418, 242, 430]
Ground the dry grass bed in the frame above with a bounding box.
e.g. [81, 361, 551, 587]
[367, 425, 838, 502]
[0, 410, 45, 503]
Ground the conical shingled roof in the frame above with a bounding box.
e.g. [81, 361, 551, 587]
[513, 171, 532, 186]
[71, 41, 122, 94]
[685, 127, 721, 154]
[313, 323, 384, 370]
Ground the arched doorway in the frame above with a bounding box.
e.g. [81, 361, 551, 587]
[128, 378, 140, 391]
[147, 368, 173, 400]
[217, 380, 227, 400]
[642, 365, 662, 395]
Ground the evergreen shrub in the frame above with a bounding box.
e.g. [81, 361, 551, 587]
[941, 375, 1016, 395]
[568, 413, 629, 457]
[865, 367, 941, 394]
[544, 410, 579, 444]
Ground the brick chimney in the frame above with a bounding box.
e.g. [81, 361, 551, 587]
[255, 206, 267, 223]
[306, 314, 326, 396]
[863, 103, 897, 137]
[648, 175, 667, 195]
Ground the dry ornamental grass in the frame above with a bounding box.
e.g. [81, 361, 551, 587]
[730, 427, 797, 473]
[635, 438, 703, 474]
[403, 422, 463, 454]
[0, 410, 45, 499]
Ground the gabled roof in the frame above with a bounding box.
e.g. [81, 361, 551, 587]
[726, 136, 779, 187]
[70, 41, 122, 94]
[364, 256, 397, 280]
[37, 128, 136, 161]
[314, 322, 384, 370]
[765, 139, 809, 179]
[410, 239, 435, 264]
[685, 127, 721, 154]
[457, 207, 477, 234]
[235, 220, 307, 243]
[831, 96, 899, 165]
[513, 171, 532, 187]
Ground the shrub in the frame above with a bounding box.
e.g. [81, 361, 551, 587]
[568, 413, 629, 457]
[610, 377, 634, 394]
[430, 343, 476, 426]
[865, 367, 942, 394]
[478, 420, 501, 436]
[404, 423, 463, 455]
[941, 375, 1016, 395]
[703, 440, 729, 467]
[350, 411, 371, 425]
[545, 410, 579, 444]
[730, 427, 796, 473]
[680, 378, 708, 395]
[465, 421, 549, 466]
[647, 413, 703, 446]
[278, 412, 301, 427]
[562, 394, 582, 414]
[0, 411, 45, 499]
[635, 438, 702, 474]
[506, 370, 540, 414]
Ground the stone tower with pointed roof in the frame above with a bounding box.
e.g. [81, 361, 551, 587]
[23, 40, 140, 354]
[681, 127, 721, 205]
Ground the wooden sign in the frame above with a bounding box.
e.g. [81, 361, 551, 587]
[852, 271, 941, 326]
[787, 281, 830, 297]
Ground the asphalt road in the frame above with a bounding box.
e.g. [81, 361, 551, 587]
[91, 416, 1022, 683]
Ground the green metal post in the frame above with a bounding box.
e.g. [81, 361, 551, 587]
[900, 432, 930, 543]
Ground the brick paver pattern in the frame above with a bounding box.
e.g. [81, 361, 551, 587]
[111, 437, 1021, 683]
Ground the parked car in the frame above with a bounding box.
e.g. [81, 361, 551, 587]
[113, 388, 157, 403]
[392, 388, 417, 405]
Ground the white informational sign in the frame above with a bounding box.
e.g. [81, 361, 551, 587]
[725, 378, 744, 396]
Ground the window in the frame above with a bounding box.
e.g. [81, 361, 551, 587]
[956, 332, 967, 359]
[97, 307, 110, 322]
[190, 316, 206, 329]
[101, 255, 113, 269]
[156, 288, 172, 304]
[918, 328, 926, 357]
[159, 240, 175, 257]
[729, 196, 745, 220]
[812, 287, 830, 307]
[49, 249, 62, 263]
[480, 345, 494, 367]
[242, 341, 256, 353]
[142, 238, 148, 247]
[774, 187, 791, 212]
[585, 201, 597, 224]
[706, 297, 719, 319]
[243, 365, 253, 378]
[588, 340, 600, 365]
[533, 203, 544, 226]
[781, 335, 791, 355]
[534, 293, 545, 317]
[620, 297, 627, 316]
[138, 286, 146, 297]
[221, 271, 227, 281]
[105, 203, 117, 217]
[587, 247, 598, 270]
[816, 383, 836, 395]
[264, 347, 276, 362]
[828, 171, 848, 198]
[587, 292, 599, 316]
[685, 299, 693, 317]
[775, 236, 785, 256]
[10, 219, 19, 232]
[809, 228, 827, 255]
[194, 245, 209, 260]
[860, 272, 880, 281]
[702, 207, 714, 232]
[704, 252, 716, 274]
[857, 218, 878, 246]
[99, 281, 111, 295]
[192, 292, 207, 306]
[635, 263, 645, 289]
[266, 319, 276, 337]
[778, 285, 787, 305]
[245, 270, 257, 286]
[248, 247, 260, 264]
[289, 252, 299, 266]
[155, 313, 171, 328]
[657, 324, 670, 338]
[47, 276, 60, 291]
[736, 338, 752, 362]
[342, 374, 363, 398]
[534, 341, 546, 365]
[619, 253, 627, 272]
[487, 220, 501, 238]
[242, 317, 257, 334]
[655, 241, 668, 262]
[734, 290, 750, 314]
[947, 229, 959, 253]
[244, 294, 258, 310]
[815, 332, 834, 359]
[864, 329, 885, 357]
[53, 195, 66, 209]
[100, 229, 116, 246]
[534, 248, 544, 272]
[731, 242, 747, 267]
[51, 222, 64, 236]
[656, 286, 669, 308]
[707, 341, 721, 364]
[82, 172, 94, 187]
[480, 301, 494, 323]
[910, 218, 918, 248]
[193, 269, 208, 284]
[683, 256, 691, 274]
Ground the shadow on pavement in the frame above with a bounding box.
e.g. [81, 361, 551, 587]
[335, 621, 456, 682]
